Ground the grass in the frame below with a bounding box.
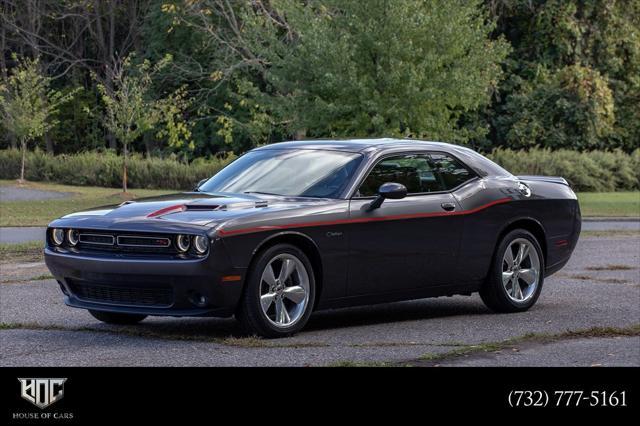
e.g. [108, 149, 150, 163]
[580, 230, 640, 238]
[416, 325, 640, 364]
[0, 180, 173, 226]
[0, 321, 329, 349]
[578, 192, 640, 217]
[0, 241, 44, 262]
[586, 264, 635, 271]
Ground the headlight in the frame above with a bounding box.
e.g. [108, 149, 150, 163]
[193, 236, 209, 254]
[67, 229, 79, 246]
[176, 234, 190, 252]
[51, 228, 65, 246]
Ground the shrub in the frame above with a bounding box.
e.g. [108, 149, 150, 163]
[0, 149, 234, 190]
[0, 148, 637, 192]
[487, 148, 640, 192]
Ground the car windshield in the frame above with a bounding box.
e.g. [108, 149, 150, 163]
[198, 149, 364, 198]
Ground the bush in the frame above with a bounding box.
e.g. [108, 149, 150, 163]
[487, 148, 640, 192]
[1, 148, 638, 192]
[0, 149, 234, 190]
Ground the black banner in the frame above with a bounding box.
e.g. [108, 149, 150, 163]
[1, 367, 636, 423]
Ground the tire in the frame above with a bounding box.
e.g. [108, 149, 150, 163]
[480, 229, 544, 313]
[236, 243, 316, 338]
[89, 310, 147, 325]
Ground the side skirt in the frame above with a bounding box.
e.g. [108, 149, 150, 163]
[315, 282, 482, 311]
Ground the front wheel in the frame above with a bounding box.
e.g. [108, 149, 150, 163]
[89, 310, 147, 325]
[236, 244, 316, 338]
[480, 229, 544, 313]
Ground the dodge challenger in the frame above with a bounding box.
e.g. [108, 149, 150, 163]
[45, 139, 581, 337]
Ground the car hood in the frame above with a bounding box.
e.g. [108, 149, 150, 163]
[50, 192, 333, 231]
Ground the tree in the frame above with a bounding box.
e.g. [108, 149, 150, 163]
[0, 56, 74, 182]
[97, 54, 191, 192]
[486, 0, 640, 151]
[240, 0, 510, 142]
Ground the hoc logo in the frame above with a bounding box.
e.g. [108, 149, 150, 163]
[18, 378, 67, 409]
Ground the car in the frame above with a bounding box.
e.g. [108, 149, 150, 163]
[44, 138, 581, 337]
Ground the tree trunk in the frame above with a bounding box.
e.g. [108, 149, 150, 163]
[143, 132, 153, 158]
[20, 138, 27, 182]
[123, 142, 128, 193]
[44, 133, 54, 154]
[8, 134, 17, 150]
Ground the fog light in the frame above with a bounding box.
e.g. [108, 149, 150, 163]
[190, 293, 208, 307]
[51, 228, 65, 246]
[193, 235, 209, 254]
[67, 229, 79, 246]
[176, 234, 190, 252]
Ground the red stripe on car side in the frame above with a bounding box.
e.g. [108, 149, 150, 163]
[217, 197, 512, 237]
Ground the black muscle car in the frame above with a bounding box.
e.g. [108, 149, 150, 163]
[45, 139, 581, 337]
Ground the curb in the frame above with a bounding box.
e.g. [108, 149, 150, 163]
[583, 217, 640, 223]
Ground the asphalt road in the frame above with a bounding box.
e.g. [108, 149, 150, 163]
[0, 186, 72, 202]
[0, 235, 638, 367]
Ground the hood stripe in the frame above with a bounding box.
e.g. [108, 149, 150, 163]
[147, 204, 186, 218]
[217, 197, 512, 237]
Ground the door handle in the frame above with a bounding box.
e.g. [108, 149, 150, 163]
[441, 202, 456, 212]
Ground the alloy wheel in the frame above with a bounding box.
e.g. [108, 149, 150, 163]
[501, 238, 540, 303]
[259, 253, 310, 328]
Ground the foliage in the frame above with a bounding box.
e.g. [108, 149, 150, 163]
[0, 0, 637, 158]
[1, 147, 637, 193]
[175, 0, 510, 143]
[96, 54, 192, 191]
[0, 149, 234, 190]
[488, 148, 640, 192]
[0, 56, 75, 179]
[487, 0, 640, 152]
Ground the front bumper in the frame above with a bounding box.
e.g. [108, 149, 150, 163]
[44, 246, 245, 317]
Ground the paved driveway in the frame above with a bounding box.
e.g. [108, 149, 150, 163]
[0, 235, 638, 366]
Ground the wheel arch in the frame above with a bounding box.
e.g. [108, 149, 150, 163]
[249, 231, 324, 309]
[496, 217, 548, 264]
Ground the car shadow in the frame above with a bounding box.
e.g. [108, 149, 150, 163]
[111, 296, 491, 340]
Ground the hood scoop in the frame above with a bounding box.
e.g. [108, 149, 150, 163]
[147, 199, 269, 218]
[184, 204, 221, 211]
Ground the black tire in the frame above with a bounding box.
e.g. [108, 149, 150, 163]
[88, 310, 147, 325]
[236, 243, 316, 338]
[480, 229, 544, 313]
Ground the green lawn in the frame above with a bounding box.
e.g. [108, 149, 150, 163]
[0, 181, 638, 226]
[0, 180, 173, 226]
[578, 192, 640, 218]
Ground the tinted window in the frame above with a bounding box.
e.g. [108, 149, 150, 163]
[199, 149, 363, 198]
[357, 153, 474, 196]
[358, 154, 436, 196]
[429, 153, 474, 190]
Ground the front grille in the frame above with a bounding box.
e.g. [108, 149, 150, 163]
[79, 233, 114, 245]
[68, 279, 173, 307]
[116, 235, 171, 248]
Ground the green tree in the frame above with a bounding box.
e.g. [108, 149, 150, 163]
[97, 54, 192, 192]
[240, 0, 511, 142]
[0, 55, 75, 181]
[487, 0, 640, 151]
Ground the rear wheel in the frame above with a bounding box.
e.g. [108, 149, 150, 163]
[89, 310, 147, 325]
[236, 244, 315, 338]
[480, 229, 544, 313]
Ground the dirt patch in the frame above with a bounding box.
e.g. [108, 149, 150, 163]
[0, 261, 51, 284]
[586, 264, 636, 271]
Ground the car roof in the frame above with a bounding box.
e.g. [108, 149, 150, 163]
[253, 138, 462, 154]
[252, 138, 512, 177]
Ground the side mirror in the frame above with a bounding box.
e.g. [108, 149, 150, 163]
[367, 182, 407, 211]
[194, 178, 208, 192]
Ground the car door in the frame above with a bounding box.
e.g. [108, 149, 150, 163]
[346, 152, 470, 296]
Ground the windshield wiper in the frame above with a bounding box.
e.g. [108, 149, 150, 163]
[243, 191, 286, 197]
